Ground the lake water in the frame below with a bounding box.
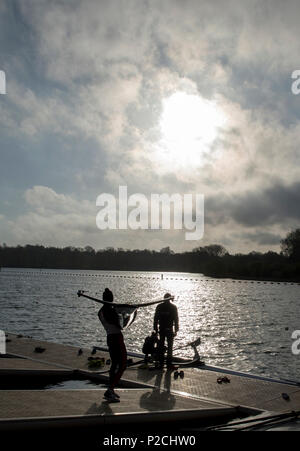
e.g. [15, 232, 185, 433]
[0, 268, 299, 382]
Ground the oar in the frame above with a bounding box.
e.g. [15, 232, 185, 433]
[77, 290, 173, 308]
[174, 337, 201, 351]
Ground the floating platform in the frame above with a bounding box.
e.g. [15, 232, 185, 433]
[1, 333, 300, 436]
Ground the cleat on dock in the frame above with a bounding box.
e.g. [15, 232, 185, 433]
[34, 347, 46, 353]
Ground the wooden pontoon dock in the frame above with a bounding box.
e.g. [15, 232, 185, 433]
[1, 333, 300, 439]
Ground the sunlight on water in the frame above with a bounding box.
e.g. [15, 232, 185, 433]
[0, 268, 299, 381]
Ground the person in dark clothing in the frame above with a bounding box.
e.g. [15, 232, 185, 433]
[153, 293, 179, 369]
[142, 331, 158, 362]
[98, 288, 127, 402]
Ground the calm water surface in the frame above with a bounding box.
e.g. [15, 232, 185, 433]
[0, 268, 299, 382]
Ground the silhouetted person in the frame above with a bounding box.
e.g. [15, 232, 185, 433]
[142, 331, 158, 362]
[98, 288, 127, 402]
[153, 293, 179, 369]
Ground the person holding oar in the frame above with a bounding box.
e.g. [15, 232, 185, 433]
[98, 288, 127, 403]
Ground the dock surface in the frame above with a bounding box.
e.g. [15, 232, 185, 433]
[1, 333, 300, 433]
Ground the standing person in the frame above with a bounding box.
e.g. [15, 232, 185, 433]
[153, 293, 179, 369]
[98, 288, 127, 402]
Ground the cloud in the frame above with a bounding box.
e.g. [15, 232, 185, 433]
[232, 182, 300, 226]
[1, 0, 300, 253]
[206, 180, 300, 227]
[0, 186, 96, 246]
[0, 185, 200, 251]
[242, 231, 283, 247]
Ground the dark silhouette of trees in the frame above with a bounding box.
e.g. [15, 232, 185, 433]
[281, 228, 300, 261]
[0, 229, 299, 282]
[202, 244, 229, 257]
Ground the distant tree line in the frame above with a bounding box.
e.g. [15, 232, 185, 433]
[0, 229, 299, 282]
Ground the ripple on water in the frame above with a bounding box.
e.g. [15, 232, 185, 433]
[0, 268, 300, 381]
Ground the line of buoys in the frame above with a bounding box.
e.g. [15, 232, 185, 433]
[1, 271, 300, 285]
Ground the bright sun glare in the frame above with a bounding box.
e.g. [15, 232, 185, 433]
[158, 91, 226, 169]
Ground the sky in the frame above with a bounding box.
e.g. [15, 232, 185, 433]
[0, 0, 299, 254]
